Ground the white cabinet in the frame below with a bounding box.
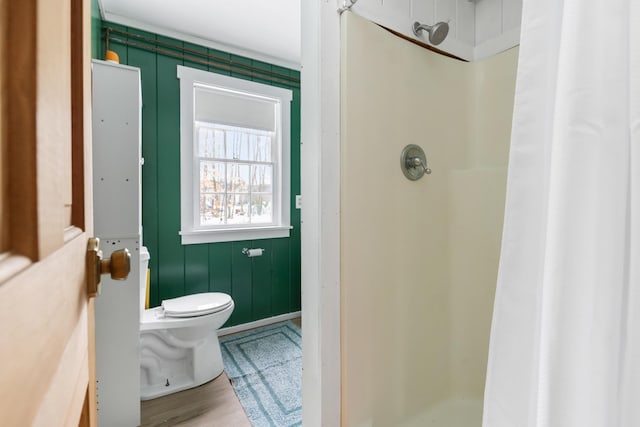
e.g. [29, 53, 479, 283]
[92, 60, 142, 238]
[92, 60, 143, 427]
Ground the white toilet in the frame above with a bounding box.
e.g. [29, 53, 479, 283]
[138, 247, 235, 400]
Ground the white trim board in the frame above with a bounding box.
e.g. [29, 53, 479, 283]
[300, 1, 342, 426]
[218, 311, 301, 336]
[102, 12, 301, 71]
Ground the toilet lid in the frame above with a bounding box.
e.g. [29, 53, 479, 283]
[162, 292, 232, 318]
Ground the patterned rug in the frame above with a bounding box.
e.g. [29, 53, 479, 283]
[220, 321, 302, 427]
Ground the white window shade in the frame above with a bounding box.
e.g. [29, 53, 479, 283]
[194, 86, 277, 132]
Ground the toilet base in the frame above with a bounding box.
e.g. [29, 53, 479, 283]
[140, 329, 225, 400]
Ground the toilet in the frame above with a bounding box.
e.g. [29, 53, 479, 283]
[138, 247, 235, 400]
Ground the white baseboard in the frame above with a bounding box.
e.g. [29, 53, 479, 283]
[218, 311, 301, 336]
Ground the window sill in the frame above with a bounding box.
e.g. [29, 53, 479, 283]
[180, 226, 292, 245]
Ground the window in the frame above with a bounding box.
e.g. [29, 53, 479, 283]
[177, 66, 292, 244]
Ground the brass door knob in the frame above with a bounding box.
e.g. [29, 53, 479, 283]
[86, 237, 131, 297]
[101, 247, 131, 280]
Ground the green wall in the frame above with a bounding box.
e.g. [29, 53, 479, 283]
[91, 0, 101, 59]
[96, 22, 301, 326]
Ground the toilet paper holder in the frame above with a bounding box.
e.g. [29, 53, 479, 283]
[242, 247, 265, 257]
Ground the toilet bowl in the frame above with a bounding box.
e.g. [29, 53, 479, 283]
[138, 248, 234, 400]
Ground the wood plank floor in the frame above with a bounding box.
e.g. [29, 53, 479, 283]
[141, 317, 301, 427]
[141, 372, 251, 427]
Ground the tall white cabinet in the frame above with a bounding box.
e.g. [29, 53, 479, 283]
[92, 60, 143, 427]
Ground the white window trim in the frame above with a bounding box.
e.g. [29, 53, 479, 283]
[177, 65, 293, 245]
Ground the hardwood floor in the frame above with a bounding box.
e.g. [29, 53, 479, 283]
[140, 316, 301, 427]
[140, 372, 251, 427]
[291, 316, 302, 329]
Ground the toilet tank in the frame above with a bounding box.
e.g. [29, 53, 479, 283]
[140, 246, 150, 316]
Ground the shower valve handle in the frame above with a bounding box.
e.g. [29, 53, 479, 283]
[408, 157, 432, 175]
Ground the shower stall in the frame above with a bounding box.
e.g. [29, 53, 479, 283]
[340, 12, 518, 425]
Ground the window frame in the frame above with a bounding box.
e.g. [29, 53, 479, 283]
[177, 65, 292, 244]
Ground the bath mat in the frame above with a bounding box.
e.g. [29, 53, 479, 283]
[220, 321, 302, 427]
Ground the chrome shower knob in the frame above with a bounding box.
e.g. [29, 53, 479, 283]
[400, 144, 432, 181]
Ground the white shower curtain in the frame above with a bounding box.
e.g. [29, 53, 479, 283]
[483, 0, 639, 426]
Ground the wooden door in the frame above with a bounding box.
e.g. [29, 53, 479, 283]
[0, 0, 96, 425]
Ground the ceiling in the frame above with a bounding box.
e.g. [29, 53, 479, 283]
[99, 0, 301, 69]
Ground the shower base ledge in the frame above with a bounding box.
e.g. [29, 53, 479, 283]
[400, 397, 483, 427]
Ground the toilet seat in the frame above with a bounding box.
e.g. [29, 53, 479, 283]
[162, 292, 232, 318]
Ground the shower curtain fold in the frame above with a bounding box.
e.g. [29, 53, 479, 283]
[483, 0, 640, 426]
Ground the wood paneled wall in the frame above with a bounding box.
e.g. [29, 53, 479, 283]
[352, 0, 477, 59]
[90, 0, 101, 59]
[351, 0, 523, 60]
[475, 0, 522, 46]
[95, 22, 301, 326]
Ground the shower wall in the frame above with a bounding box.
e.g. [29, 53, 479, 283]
[449, 47, 519, 398]
[340, 12, 517, 426]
